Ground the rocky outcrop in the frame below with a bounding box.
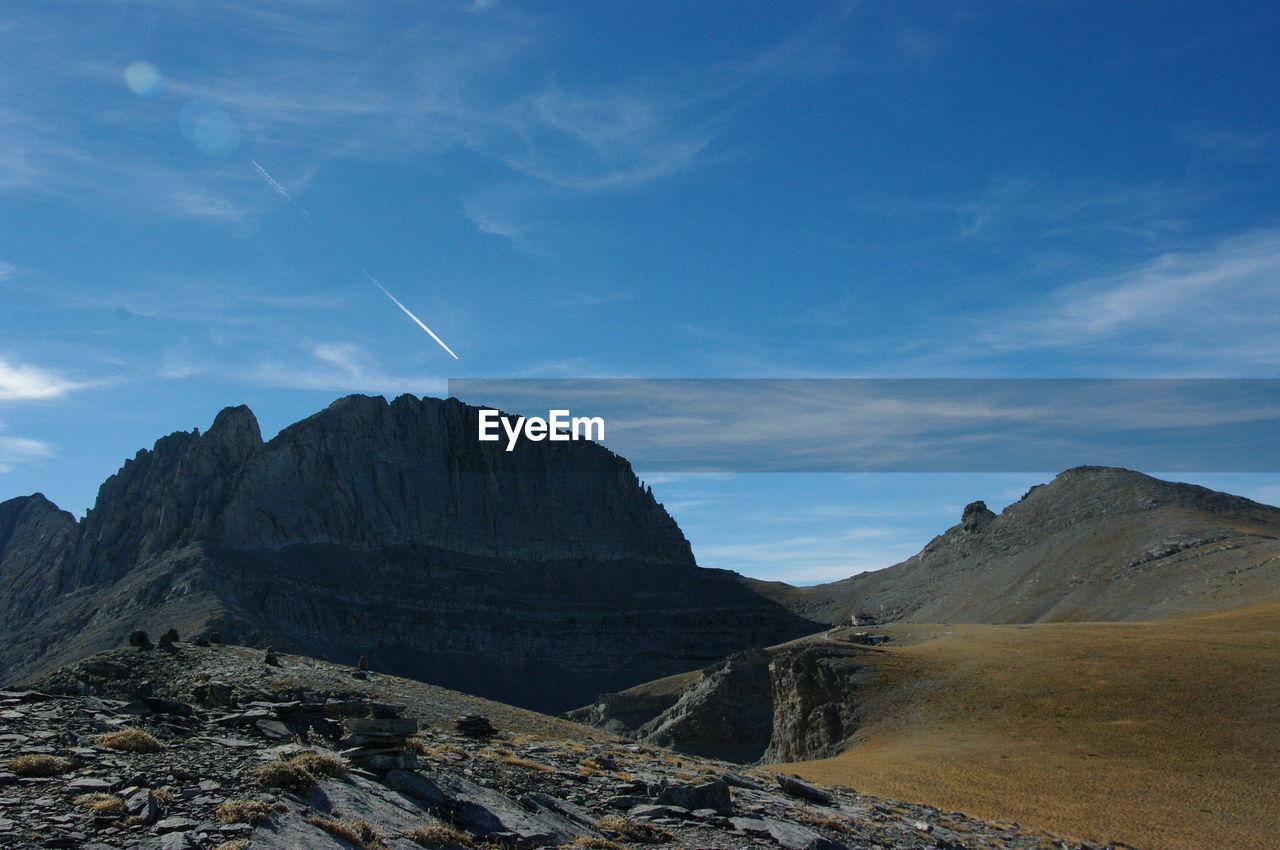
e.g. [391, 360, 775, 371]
[751, 466, 1280, 625]
[635, 649, 775, 763]
[0, 394, 817, 713]
[570, 642, 875, 765]
[961, 499, 995, 533]
[558, 685, 684, 737]
[762, 644, 873, 763]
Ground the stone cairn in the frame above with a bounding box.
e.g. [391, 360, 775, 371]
[340, 702, 419, 772]
[455, 714, 497, 739]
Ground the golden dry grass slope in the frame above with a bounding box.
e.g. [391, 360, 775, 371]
[773, 603, 1280, 850]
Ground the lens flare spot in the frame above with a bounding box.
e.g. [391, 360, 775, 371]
[123, 61, 162, 97]
[177, 100, 241, 157]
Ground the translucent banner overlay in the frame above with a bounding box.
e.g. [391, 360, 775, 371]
[447, 379, 1280, 472]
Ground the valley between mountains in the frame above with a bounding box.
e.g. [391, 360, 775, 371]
[2, 394, 1278, 849]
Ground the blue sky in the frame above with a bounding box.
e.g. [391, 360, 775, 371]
[2, 1, 1279, 583]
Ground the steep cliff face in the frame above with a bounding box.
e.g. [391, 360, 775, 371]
[211, 395, 691, 560]
[567, 641, 873, 765]
[752, 466, 1280, 626]
[0, 395, 816, 712]
[761, 644, 872, 763]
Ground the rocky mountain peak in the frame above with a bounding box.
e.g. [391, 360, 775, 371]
[0, 394, 815, 711]
[205, 403, 263, 454]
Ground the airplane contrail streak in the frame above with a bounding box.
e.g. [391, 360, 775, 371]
[251, 160, 311, 217]
[363, 271, 460, 360]
[244, 157, 459, 361]
[251, 160, 291, 198]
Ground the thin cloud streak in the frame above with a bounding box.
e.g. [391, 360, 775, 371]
[253, 341, 447, 395]
[364, 272, 460, 360]
[251, 159, 310, 217]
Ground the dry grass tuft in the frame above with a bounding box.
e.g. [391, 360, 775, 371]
[215, 798, 273, 825]
[405, 817, 474, 847]
[8, 754, 75, 777]
[254, 760, 316, 793]
[254, 750, 347, 792]
[567, 838, 624, 849]
[151, 786, 177, 808]
[212, 842, 249, 850]
[307, 815, 384, 848]
[788, 806, 855, 834]
[405, 738, 468, 760]
[289, 750, 347, 778]
[501, 755, 554, 772]
[598, 815, 672, 844]
[73, 792, 127, 814]
[94, 728, 164, 753]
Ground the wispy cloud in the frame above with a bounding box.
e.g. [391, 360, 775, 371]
[252, 342, 446, 395]
[0, 434, 54, 463]
[461, 189, 536, 246]
[953, 174, 1199, 243]
[981, 228, 1280, 368]
[166, 185, 246, 220]
[4, 2, 857, 235]
[1176, 124, 1273, 159]
[0, 428, 55, 474]
[0, 358, 88, 401]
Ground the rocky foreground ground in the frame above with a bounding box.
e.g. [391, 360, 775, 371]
[0, 641, 1132, 850]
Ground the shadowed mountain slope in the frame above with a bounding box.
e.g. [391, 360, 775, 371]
[0, 394, 816, 712]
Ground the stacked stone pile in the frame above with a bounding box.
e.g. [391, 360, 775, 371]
[455, 713, 497, 738]
[339, 710, 419, 772]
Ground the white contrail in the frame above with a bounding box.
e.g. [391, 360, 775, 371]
[363, 271, 460, 360]
[251, 160, 291, 198]
[245, 158, 459, 361]
[251, 160, 310, 217]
